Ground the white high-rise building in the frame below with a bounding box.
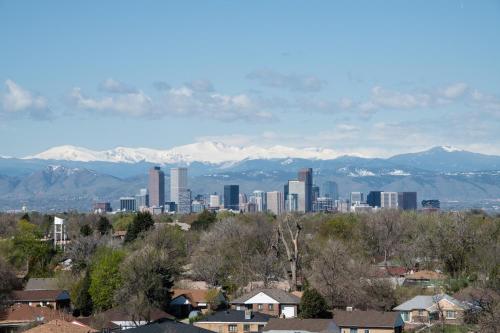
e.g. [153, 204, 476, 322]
[170, 167, 191, 214]
[350, 192, 364, 205]
[288, 180, 306, 212]
[381, 192, 398, 209]
[209, 194, 221, 208]
[253, 190, 267, 212]
[267, 191, 285, 215]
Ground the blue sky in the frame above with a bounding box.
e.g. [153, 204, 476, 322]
[1, 0, 499, 157]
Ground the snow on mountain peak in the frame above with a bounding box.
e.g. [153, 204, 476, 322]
[440, 145, 463, 153]
[24, 142, 347, 164]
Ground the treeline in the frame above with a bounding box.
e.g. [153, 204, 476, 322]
[0, 209, 498, 325]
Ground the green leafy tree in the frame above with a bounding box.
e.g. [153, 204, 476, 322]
[124, 212, 154, 243]
[80, 224, 93, 237]
[89, 248, 125, 311]
[96, 216, 112, 235]
[71, 270, 93, 316]
[300, 288, 330, 318]
[115, 246, 175, 320]
[10, 219, 54, 276]
[191, 210, 217, 231]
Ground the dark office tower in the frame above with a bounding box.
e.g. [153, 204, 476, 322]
[148, 166, 165, 209]
[284, 183, 289, 200]
[224, 185, 239, 211]
[398, 192, 417, 210]
[322, 181, 339, 200]
[298, 168, 313, 212]
[312, 185, 320, 203]
[367, 191, 382, 207]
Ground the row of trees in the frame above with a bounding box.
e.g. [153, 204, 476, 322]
[0, 209, 498, 329]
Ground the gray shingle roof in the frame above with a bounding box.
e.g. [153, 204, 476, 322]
[123, 320, 213, 333]
[197, 310, 271, 323]
[230, 289, 301, 305]
[25, 278, 59, 291]
[264, 318, 340, 333]
[393, 294, 467, 312]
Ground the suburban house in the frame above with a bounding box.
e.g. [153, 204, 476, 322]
[123, 320, 214, 333]
[170, 288, 226, 317]
[0, 304, 75, 333]
[194, 309, 271, 333]
[264, 318, 340, 333]
[402, 270, 445, 288]
[332, 310, 404, 333]
[22, 319, 97, 333]
[10, 290, 71, 310]
[230, 289, 301, 318]
[393, 294, 469, 327]
[90, 306, 175, 330]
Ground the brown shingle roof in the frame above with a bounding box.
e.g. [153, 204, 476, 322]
[0, 304, 74, 324]
[23, 319, 97, 333]
[264, 318, 339, 332]
[332, 310, 401, 328]
[405, 270, 445, 280]
[100, 306, 175, 322]
[172, 289, 211, 305]
[11, 290, 69, 302]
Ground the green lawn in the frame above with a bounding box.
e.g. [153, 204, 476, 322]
[428, 324, 475, 333]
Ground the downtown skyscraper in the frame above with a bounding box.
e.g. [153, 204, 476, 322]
[298, 168, 313, 212]
[170, 167, 191, 214]
[148, 166, 165, 209]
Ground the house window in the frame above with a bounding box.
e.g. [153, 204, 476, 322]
[350, 329, 358, 333]
[257, 304, 263, 310]
[228, 324, 238, 332]
[401, 311, 410, 322]
[244, 324, 250, 332]
[364, 330, 370, 333]
[268, 304, 274, 311]
[446, 311, 456, 319]
[418, 310, 424, 316]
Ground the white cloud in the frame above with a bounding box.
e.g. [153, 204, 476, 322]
[246, 69, 326, 92]
[0, 79, 51, 119]
[70, 87, 154, 117]
[99, 78, 138, 94]
[439, 82, 468, 99]
[69, 82, 277, 122]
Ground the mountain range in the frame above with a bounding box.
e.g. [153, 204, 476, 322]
[1, 143, 500, 212]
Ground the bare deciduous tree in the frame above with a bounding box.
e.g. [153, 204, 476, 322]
[274, 214, 302, 291]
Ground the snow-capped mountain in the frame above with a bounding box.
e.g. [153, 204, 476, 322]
[24, 142, 351, 164]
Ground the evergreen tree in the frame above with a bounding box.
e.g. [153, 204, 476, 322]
[80, 224, 93, 237]
[300, 288, 330, 318]
[191, 210, 217, 231]
[72, 270, 93, 316]
[96, 216, 112, 235]
[124, 212, 154, 243]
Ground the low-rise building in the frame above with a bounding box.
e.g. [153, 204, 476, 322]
[194, 310, 270, 333]
[393, 294, 469, 327]
[10, 290, 70, 310]
[264, 318, 340, 333]
[170, 289, 226, 318]
[230, 289, 300, 318]
[333, 310, 404, 333]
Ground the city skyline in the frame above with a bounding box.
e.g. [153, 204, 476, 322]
[1, 1, 499, 158]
